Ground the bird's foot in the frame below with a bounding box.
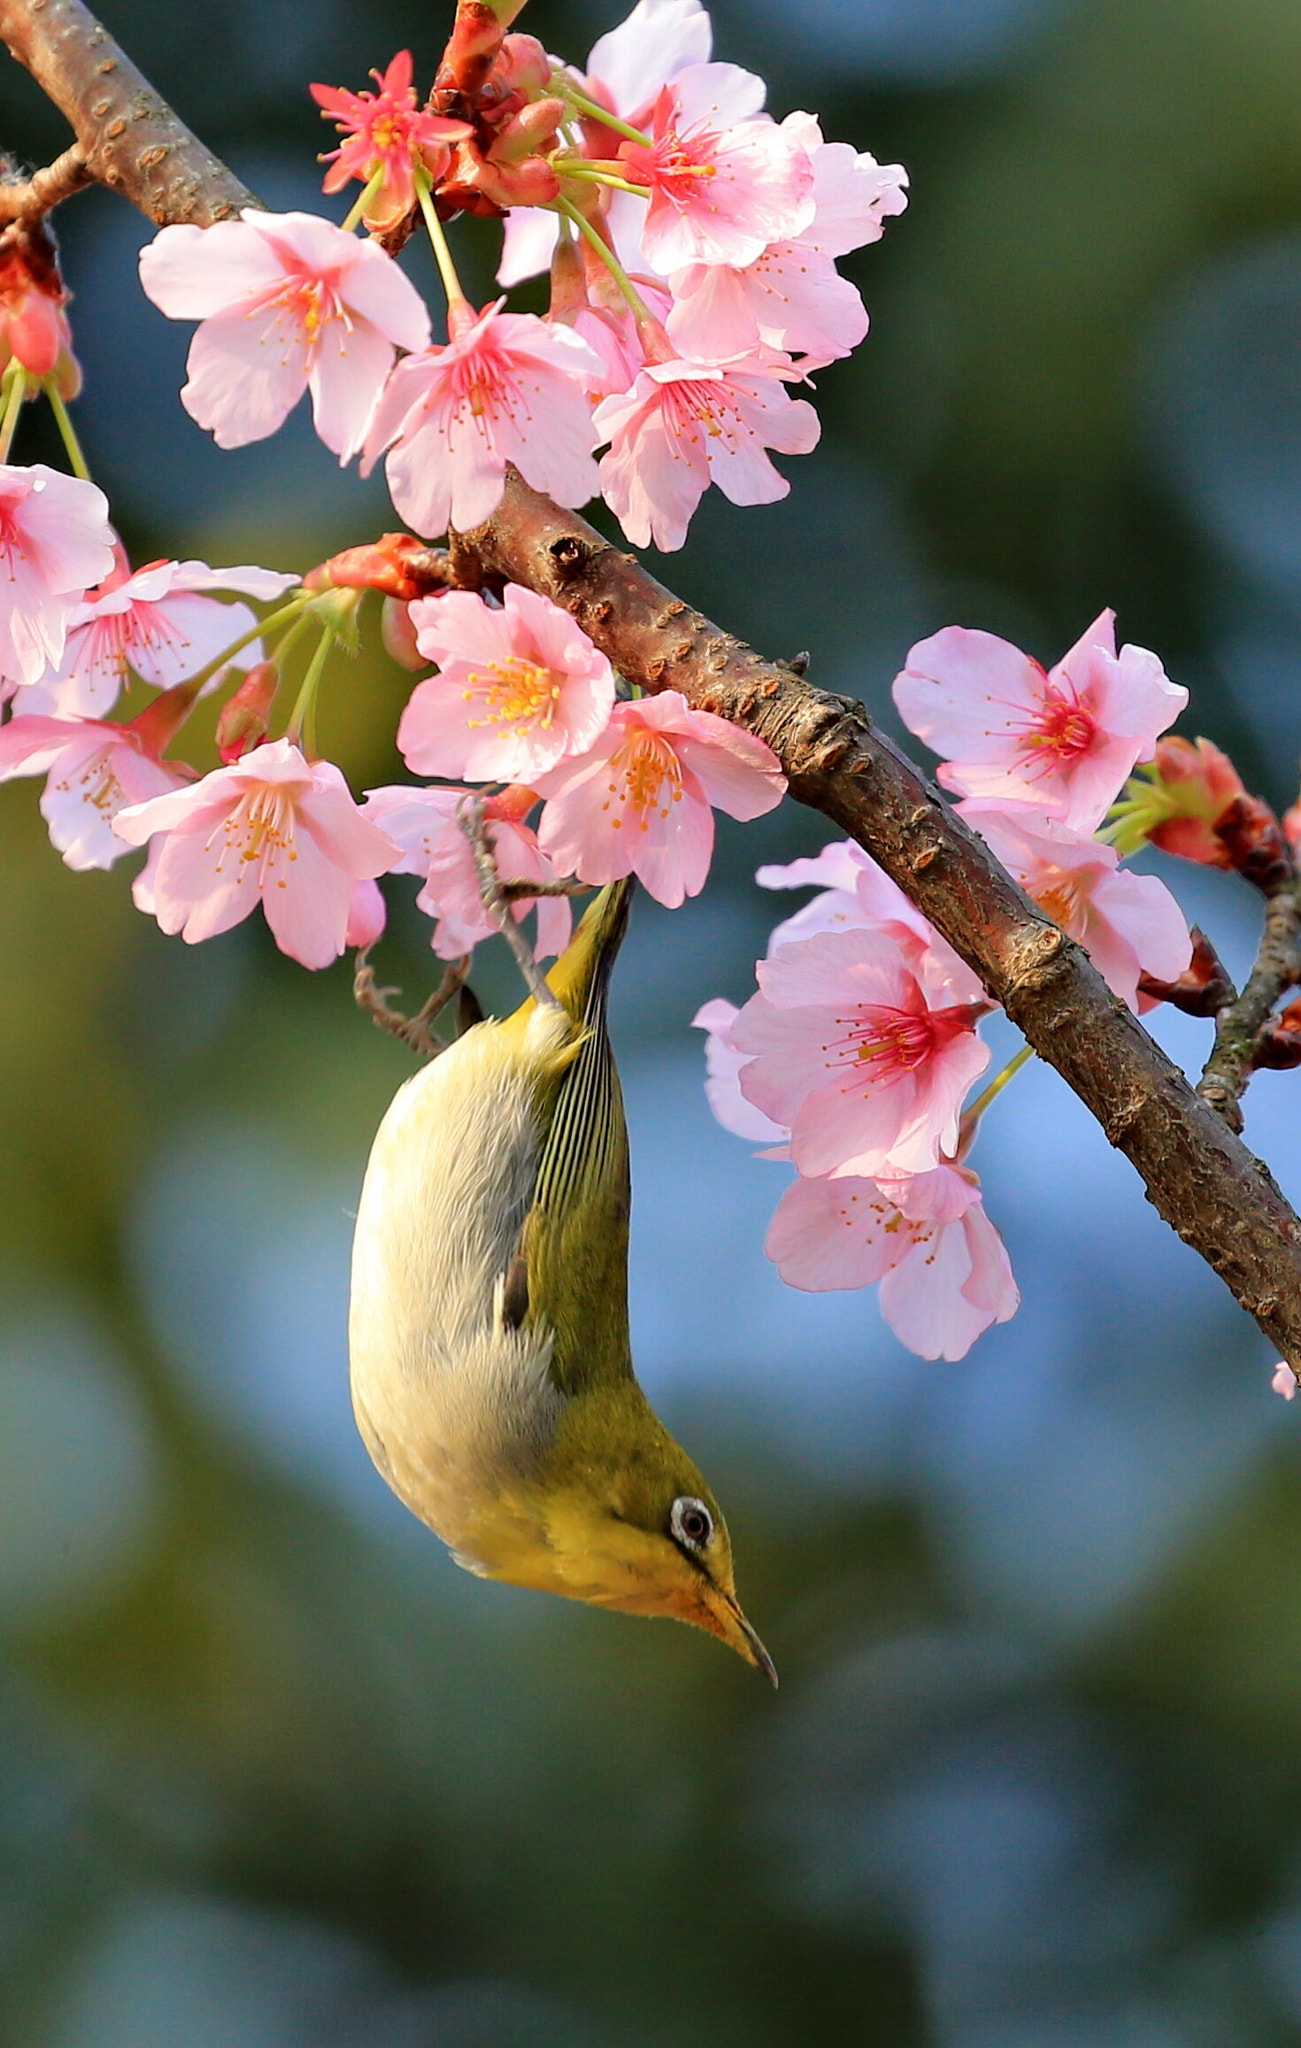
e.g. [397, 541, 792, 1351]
[353, 948, 471, 1059]
[458, 794, 563, 1009]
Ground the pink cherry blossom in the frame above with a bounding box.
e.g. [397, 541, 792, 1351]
[0, 712, 188, 870]
[595, 352, 819, 552]
[780, 113, 909, 261]
[362, 782, 572, 961]
[587, 0, 712, 126]
[959, 801, 1191, 1012]
[1273, 1362, 1298, 1401]
[731, 926, 991, 1179]
[361, 300, 602, 537]
[665, 113, 907, 367]
[398, 584, 616, 784]
[0, 465, 115, 689]
[666, 250, 868, 371]
[496, 0, 712, 288]
[618, 64, 814, 274]
[112, 737, 398, 969]
[893, 610, 1189, 835]
[21, 557, 299, 719]
[311, 51, 472, 232]
[138, 209, 431, 460]
[756, 838, 984, 1003]
[534, 690, 786, 908]
[691, 997, 787, 1143]
[766, 1162, 1018, 1362]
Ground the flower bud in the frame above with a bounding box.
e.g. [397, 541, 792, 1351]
[346, 877, 387, 951]
[1254, 996, 1301, 1071]
[216, 661, 280, 765]
[0, 244, 72, 380]
[381, 596, 425, 671]
[306, 533, 446, 603]
[497, 34, 551, 94]
[1214, 794, 1292, 894]
[1145, 735, 1246, 865]
[488, 96, 565, 166]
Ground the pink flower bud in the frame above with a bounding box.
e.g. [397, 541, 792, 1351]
[489, 96, 565, 166]
[381, 596, 424, 671]
[216, 661, 280, 764]
[497, 34, 551, 94]
[346, 877, 387, 950]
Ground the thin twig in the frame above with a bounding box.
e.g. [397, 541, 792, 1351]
[1198, 875, 1301, 1130]
[458, 794, 562, 1009]
[353, 949, 470, 1059]
[0, 141, 88, 219]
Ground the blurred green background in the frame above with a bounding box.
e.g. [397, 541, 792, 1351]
[4, 0, 1301, 2041]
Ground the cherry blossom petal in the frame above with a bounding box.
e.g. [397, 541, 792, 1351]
[691, 997, 788, 1143]
[586, 0, 712, 121]
[309, 312, 403, 462]
[181, 301, 310, 449]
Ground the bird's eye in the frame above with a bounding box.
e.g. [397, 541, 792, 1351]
[670, 1496, 713, 1551]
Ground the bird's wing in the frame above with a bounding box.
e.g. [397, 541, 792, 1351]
[510, 881, 635, 1393]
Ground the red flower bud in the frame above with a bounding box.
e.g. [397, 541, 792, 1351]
[305, 533, 449, 603]
[216, 661, 280, 764]
[1213, 794, 1292, 895]
[1254, 998, 1301, 1071]
[497, 33, 551, 94]
[1147, 735, 1246, 866]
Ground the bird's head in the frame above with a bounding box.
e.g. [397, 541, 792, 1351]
[472, 1382, 777, 1685]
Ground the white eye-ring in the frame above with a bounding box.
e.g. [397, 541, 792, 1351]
[671, 1496, 713, 1551]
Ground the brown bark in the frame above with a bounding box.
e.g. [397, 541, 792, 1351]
[0, 0, 253, 223]
[0, 139, 88, 219]
[2, 0, 1301, 1359]
[1198, 874, 1301, 1129]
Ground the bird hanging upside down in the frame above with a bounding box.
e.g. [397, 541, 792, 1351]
[348, 854, 776, 1683]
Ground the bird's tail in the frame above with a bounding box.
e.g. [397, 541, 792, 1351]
[542, 878, 635, 1032]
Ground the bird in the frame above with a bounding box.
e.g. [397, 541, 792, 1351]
[348, 871, 776, 1683]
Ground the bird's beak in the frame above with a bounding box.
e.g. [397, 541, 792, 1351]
[698, 1586, 779, 1688]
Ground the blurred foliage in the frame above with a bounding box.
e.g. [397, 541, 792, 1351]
[4, 0, 1301, 2043]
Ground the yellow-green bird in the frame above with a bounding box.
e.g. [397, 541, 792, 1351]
[348, 878, 775, 1682]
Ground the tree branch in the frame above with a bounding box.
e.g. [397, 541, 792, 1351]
[447, 477, 1301, 1361]
[3, 0, 1301, 1361]
[0, 0, 252, 223]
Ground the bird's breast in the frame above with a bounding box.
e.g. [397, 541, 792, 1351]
[348, 1017, 567, 1557]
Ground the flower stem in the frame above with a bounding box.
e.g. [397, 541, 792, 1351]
[555, 196, 653, 324]
[286, 621, 334, 756]
[341, 165, 387, 233]
[552, 82, 652, 150]
[46, 385, 92, 482]
[559, 162, 652, 199]
[414, 168, 471, 320]
[0, 367, 28, 462]
[181, 592, 310, 697]
[963, 1042, 1036, 1131]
